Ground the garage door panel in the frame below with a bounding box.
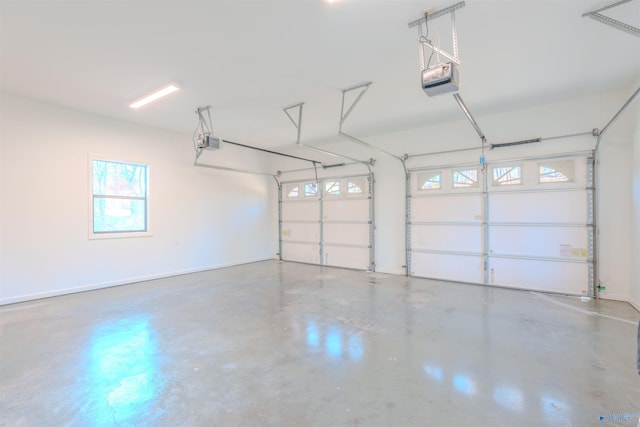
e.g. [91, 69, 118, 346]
[282, 201, 320, 222]
[324, 223, 369, 246]
[280, 175, 372, 271]
[489, 226, 587, 259]
[281, 222, 320, 243]
[282, 242, 320, 264]
[324, 246, 370, 270]
[489, 191, 587, 223]
[412, 225, 482, 253]
[411, 252, 483, 283]
[411, 195, 483, 222]
[323, 199, 369, 222]
[489, 257, 587, 295]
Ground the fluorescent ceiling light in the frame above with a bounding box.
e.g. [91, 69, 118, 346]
[129, 85, 179, 109]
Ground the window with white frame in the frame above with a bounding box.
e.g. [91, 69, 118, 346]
[347, 178, 365, 195]
[325, 181, 340, 196]
[286, 185, 300, 198]
[91, 159, 149, 236]
[538, 160, 574, 183]
[417, 171, 441, 190]
[304, 182, 318, 197]
[492, 165, 521, 186]
[452, 168, 479, 188]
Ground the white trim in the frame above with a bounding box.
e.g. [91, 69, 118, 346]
[628, 297, 640, 313]
[598, 292, 631, 302]
[0, 258, 274, 306]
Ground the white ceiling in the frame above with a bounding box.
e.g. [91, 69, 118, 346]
[1, 0, 639, 149]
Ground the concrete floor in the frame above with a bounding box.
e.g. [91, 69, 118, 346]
[1, 260, 639, 427]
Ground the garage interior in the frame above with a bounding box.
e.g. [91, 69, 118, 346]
[1, 0, 639, 426]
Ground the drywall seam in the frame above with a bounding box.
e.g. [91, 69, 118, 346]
[0, 257, 275, 306]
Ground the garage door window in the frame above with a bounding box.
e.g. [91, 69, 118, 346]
[325, 181, 340, 196]
[347, 178, 365, 195]
[492, 166, 521, 186]
[286, 185, 299, 198]
[418, 171, 441, 190]
[453, 168, 479, 189]
[305, 183, 318, 197]
[539, 160, 574, 183]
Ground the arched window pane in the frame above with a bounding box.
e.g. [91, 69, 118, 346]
[492, 166, 521, 186]
[453, 169, 479, 188]
[539, 160, 574, 183]
[418, 171, 441, 190]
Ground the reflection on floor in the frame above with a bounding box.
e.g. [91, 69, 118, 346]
[1, 260, 639, 426]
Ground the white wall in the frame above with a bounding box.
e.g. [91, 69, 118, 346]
[0, 93, 275, 305]
[270, 89, 636, 302]
[630, 85, 640, 312]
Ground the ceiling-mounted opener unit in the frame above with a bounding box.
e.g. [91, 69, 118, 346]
[408, 1, 465, 96]
[194, 106, 221, 153]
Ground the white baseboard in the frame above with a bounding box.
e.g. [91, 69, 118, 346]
[629, 297, 640, 313]
[597, 292, 630, 302]
[0, 258, 274, 306]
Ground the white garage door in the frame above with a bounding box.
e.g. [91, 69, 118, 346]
[410, 165, 485, 284]
[409, 153, 594, 296]
[280, 175, 373, 271]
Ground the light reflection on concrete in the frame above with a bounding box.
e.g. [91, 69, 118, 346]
[305, 320, 364, 361]
[453, 374, 476, 395]
[423, 365, 443, 382]
[86, 315, 161, 425]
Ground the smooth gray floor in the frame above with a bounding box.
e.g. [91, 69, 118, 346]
[1, 260, 639, 427]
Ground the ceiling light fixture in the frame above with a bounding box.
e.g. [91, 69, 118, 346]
[129, 84, 179, 109]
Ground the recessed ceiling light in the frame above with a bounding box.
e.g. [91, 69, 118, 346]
[129, 84, 179, 109]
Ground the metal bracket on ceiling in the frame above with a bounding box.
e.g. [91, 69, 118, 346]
[283, 102, 304, 146]
[282, 102, 373, 174]
[583, 0, 640, 38]
[339, 82, 405, 170]
[408, 1, 466, 68]
[195, 106, 213, 137]
[339, 82, 373, 132]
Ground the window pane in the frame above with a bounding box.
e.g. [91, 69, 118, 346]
[91, 159, 148, 236]
[418, 171, 441, 190]
[93, 197, 146, 233]
[453, 169, 479, 188]
[492, 166, 521, 186]
[287, 186, 299, 198]
[325, 181, 340, 195]
[305, 183, 318, 196]
[539, 160, 574, 183]
[347, 178, 365, 194]
[93, 160, 146, 197]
